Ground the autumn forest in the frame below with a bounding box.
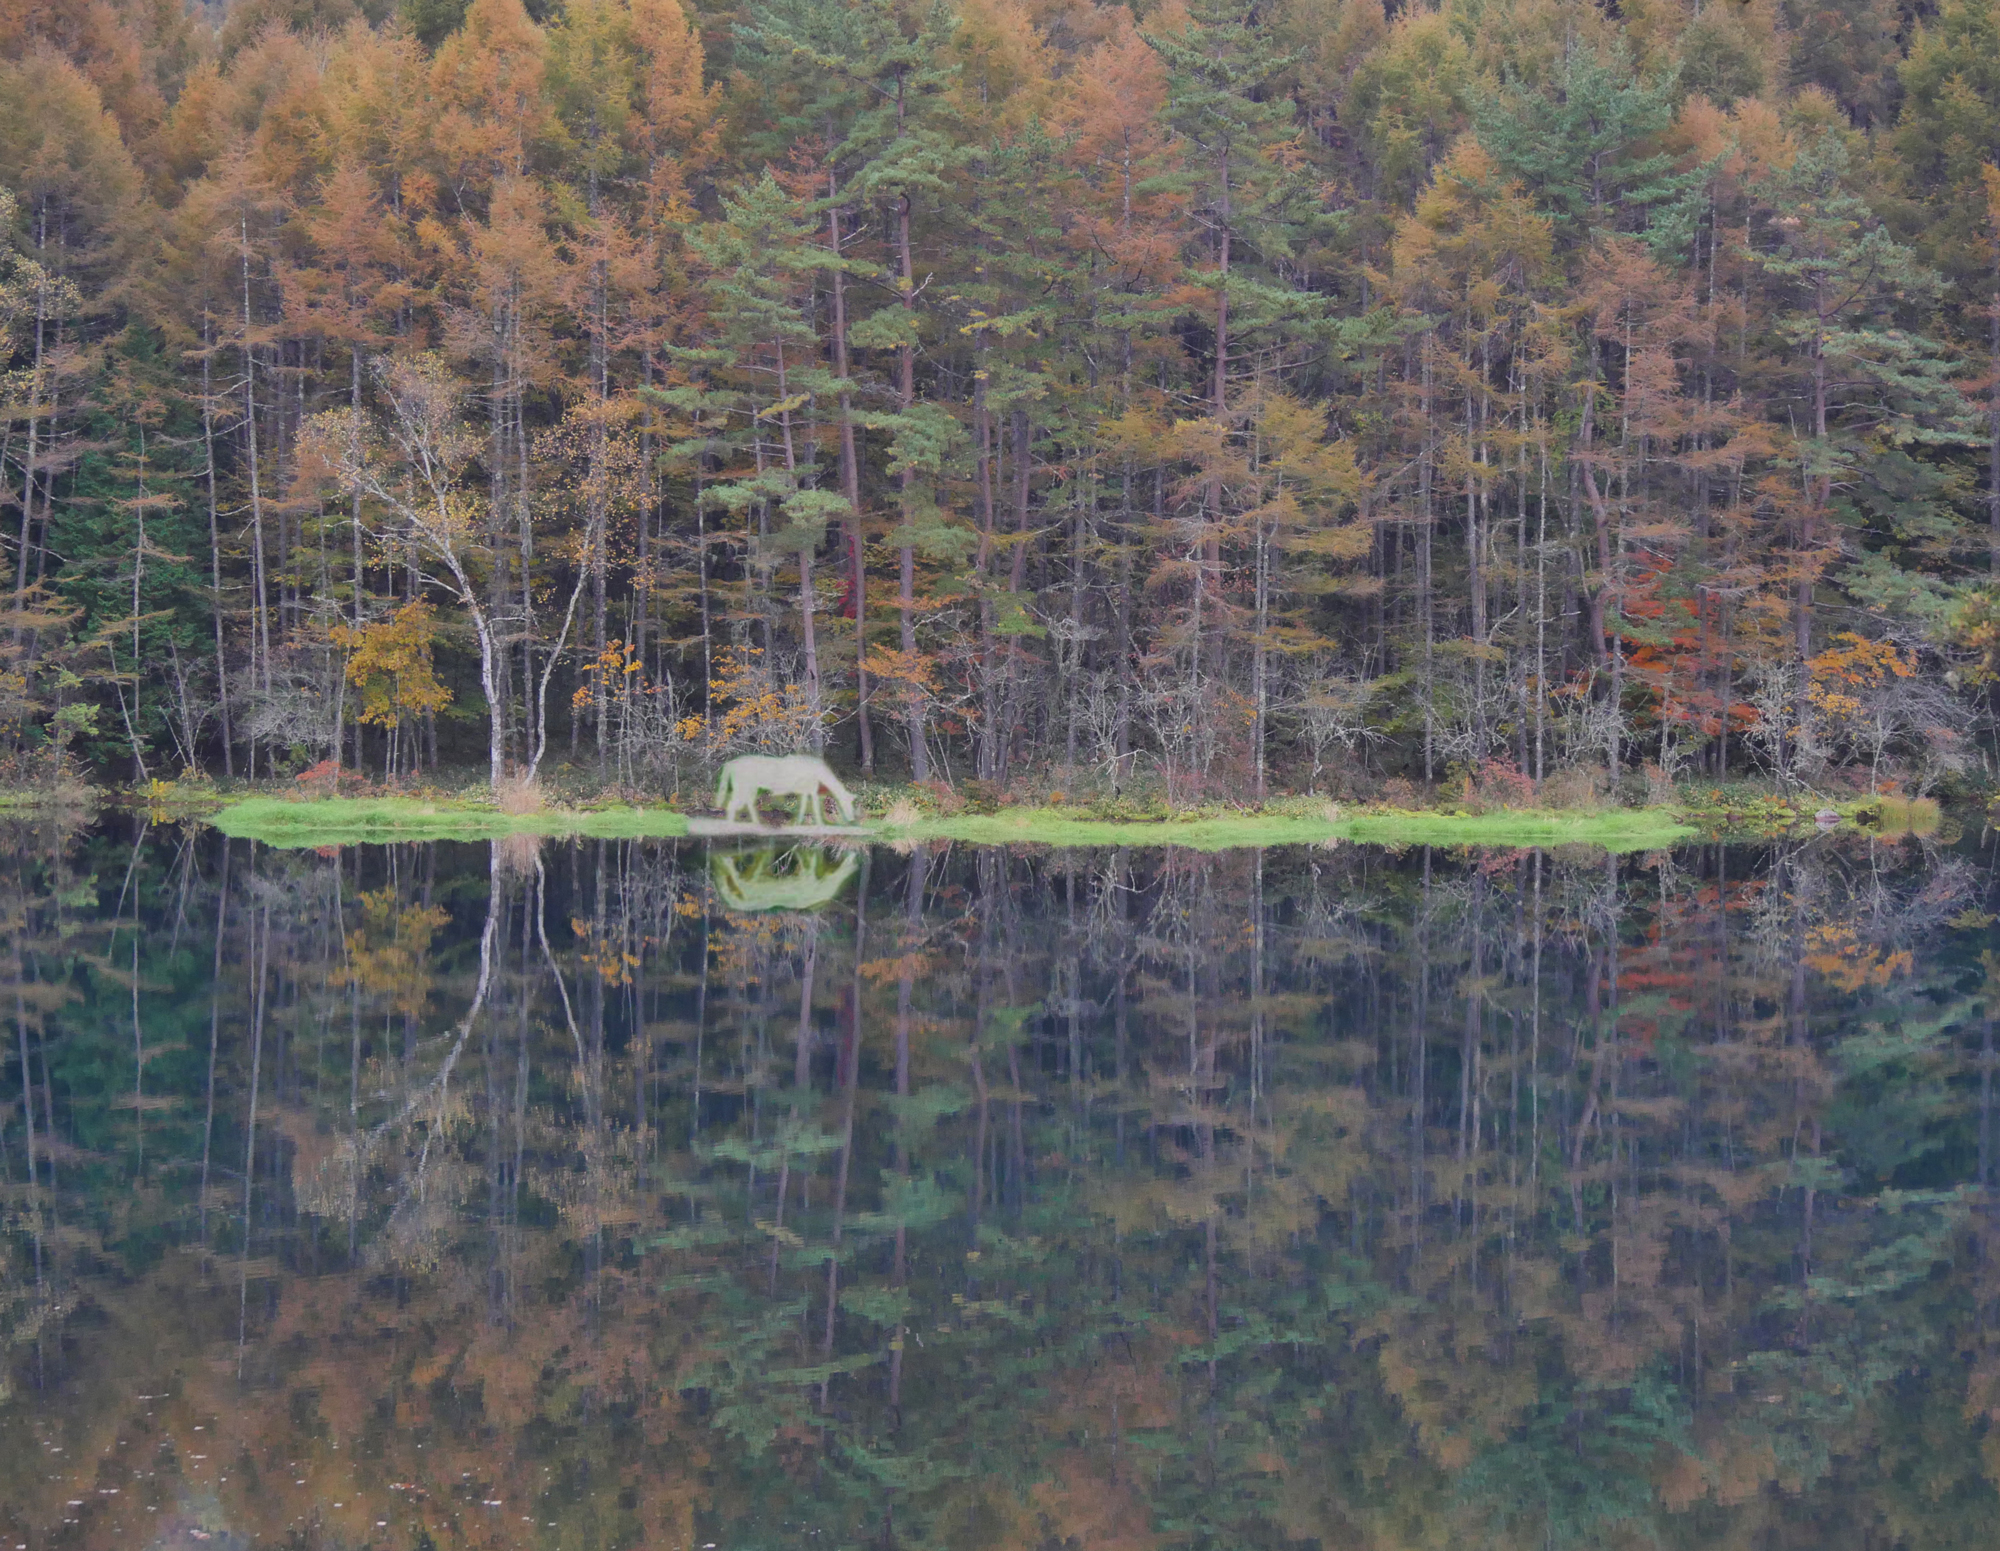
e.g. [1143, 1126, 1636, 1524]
[9, 0, 2000, 1542]
[4, 0, 2000, 799]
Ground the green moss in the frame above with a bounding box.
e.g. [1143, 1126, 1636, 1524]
[212, 795, 690, 846]
[215, 793, 1697, 852]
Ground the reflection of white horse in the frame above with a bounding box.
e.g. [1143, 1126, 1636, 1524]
[714, 754, 858, 827]
[710, 846, 859, 913]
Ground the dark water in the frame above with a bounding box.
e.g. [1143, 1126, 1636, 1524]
[3, 817, 1999, 1551]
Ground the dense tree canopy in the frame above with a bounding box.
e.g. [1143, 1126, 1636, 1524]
[0, 0, 1998, 798]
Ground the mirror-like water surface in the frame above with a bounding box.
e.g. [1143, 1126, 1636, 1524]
[3, 821, 1998, 1550]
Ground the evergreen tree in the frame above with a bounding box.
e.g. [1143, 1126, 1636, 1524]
[1748, 128, 1974, 660]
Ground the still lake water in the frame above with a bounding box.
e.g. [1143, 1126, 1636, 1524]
[3, 817, 1999, 1550]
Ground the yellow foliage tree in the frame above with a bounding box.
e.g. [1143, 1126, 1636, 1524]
[330, 599, 453, 740]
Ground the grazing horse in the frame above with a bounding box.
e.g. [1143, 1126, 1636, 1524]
[714, 754, 859, 827]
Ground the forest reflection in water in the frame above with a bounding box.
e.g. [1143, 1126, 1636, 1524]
[2, 819, 1999, 1551]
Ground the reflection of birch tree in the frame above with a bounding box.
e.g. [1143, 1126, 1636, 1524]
[372, 845, 500, 1261]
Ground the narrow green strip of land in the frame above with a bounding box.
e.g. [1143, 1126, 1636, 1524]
[211, 795, 694, 846]
[886, 806, 1695, 851]
[210, 793, 1701, 851]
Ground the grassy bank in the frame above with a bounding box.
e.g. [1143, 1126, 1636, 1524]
[873, 805, 1699, 852]
[212, 794, 692, 846]
[210, 790, 1711, 852]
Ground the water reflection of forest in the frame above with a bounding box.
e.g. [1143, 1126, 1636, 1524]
[2, 818, 1998, 1550]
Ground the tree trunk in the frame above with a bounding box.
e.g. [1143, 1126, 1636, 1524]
[202, 328, 234, 777]
[11, 218, 46, 646]
[974, 332, 998, 780]
[828, 182, 873, 773]
[241, 216, 272, 776]
[1989, 275, 1998, 576]
[895, 188, 929, 782]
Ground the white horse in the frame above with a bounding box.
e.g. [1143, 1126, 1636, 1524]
[714, 754, 859, 827]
